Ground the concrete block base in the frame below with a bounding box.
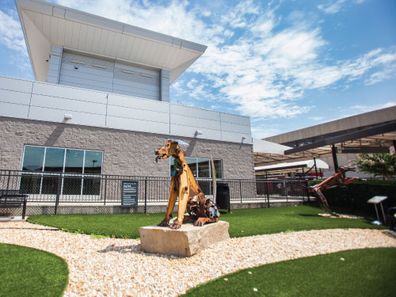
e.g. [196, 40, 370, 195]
[139, 221, 230, 257]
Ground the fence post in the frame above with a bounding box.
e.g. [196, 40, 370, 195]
[239, 180, 243, 204]
[144, 177, 147, 214]
[305, 179, 310, 202]
[265, 172, 270, 208]
[6, 170, 11, 192]
[283, 180, 288, 202]
[103, 175, 107, 205]
[266, 181, 270, 208]
[54, 173, 62, 215]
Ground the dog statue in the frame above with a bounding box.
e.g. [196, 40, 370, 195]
[155, 140, 220, 229]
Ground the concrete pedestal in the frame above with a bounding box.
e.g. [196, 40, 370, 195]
[139, 221, 230, 257]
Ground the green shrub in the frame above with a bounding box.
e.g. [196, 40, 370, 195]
[323, 181, 396, 217]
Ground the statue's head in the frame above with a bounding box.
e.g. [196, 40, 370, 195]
[154, 140, 180, 162]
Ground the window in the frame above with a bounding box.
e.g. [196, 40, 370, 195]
[20, 145, 103, 195]
[213, 160, 223, 179]
[169, 157, 223, 179]
[197, 158, 210, 178]
[22, 146, 44, 172]
[169, 157, 223, 195]
[63, 149, 84, 195]
[20, 146, 45, 194]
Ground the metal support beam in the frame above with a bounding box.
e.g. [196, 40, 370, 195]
[331, 145, 338, 172]
[339, 147, 390, 153]
[284, 120, 396, 155]
[313, 157, 318, 177]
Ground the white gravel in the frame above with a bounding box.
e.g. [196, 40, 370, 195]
[1, 221, 395, 297]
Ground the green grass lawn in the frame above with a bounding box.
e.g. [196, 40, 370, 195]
[28, 205, 380, 238]
[0, 243, 68, 297]
[183, 248, 396, 297]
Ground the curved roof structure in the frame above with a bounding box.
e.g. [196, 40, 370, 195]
[16, 0, 207, 82]
[255, 158, 329, 172]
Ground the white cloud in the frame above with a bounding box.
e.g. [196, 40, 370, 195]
[0, 10, 27, 55]
[56, 0, 215, 45]
[318, 0, 347, 14]
[318, 0, 365, 14]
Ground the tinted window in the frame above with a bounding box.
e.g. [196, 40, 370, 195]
[63, 176, 82, 195]
[44, 148, 65, 172]
[20, 174, 41, 194]
[197, 158, 210, 178]
[22, 146, 44, 172]
[185, 157, 197, 177]
[213, 160, 223, 178]
[84, 151, 102, 174]
[169, 157, 223, 179]
[65, 149, 84, 174]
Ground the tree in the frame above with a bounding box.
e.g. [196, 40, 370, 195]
[356, 153, 396, 180]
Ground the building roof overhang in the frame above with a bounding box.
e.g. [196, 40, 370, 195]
[16, 0, 207, 82]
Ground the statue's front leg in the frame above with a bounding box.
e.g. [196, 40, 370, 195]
[158, 178, 177, 227]
[171, 172, 189, 229]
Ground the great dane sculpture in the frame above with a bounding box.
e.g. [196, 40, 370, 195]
[155, 140, 220, 229]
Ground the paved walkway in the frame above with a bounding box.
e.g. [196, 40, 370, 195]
[0, 221, 395, 297]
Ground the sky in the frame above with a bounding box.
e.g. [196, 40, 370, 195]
[0, 0, 395, 138]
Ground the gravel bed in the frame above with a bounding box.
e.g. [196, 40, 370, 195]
[1, 221, 395, 297]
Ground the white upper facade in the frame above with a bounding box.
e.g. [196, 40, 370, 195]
[0, 76, 252, 144]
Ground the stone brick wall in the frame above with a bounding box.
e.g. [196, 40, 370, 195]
[0, 117, 254, 179]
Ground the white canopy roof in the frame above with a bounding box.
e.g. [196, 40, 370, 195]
[253, 138, 290, 155]
[16, 0, 207, 82]
[255, 159, 329, 172]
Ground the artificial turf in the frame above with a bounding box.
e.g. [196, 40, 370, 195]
[27, 205, 380, 238]
[0, 243, 69, 297]
[183, 248, 396, 297]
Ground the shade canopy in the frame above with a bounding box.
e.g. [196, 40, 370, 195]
[253, 138, 290, 155]
[255, 158, 329, 172]
[17, 0, 207, 82]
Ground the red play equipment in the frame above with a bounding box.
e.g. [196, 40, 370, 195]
[309, 167, 356, 210]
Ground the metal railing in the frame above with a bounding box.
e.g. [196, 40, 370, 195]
[0, 169, 309, 213]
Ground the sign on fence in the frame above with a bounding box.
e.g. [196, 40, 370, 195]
[122, 181, 138, 207]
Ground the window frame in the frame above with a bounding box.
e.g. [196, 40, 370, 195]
[20, 145, 104, 196]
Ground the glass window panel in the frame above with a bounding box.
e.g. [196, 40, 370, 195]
[41, 175, 60, 194]
[197, 158, 210, 178]
[84, 151, 102, 174]
[185, 157, 197, 177]
[83, 177, 101, 195]
[22, 146, 44, 172]
[20, 174, 41, 194]
[44, 148, 65, 172]
[63, 177, 82, 195]
[214, 160, 223, 178]
[65, 149, 84, 174]
[198, 180, 212, 195]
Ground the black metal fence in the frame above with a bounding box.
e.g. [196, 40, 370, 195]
[0, 169, 309, 214]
